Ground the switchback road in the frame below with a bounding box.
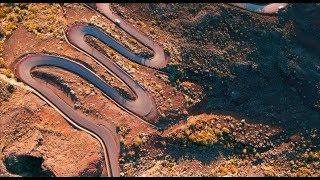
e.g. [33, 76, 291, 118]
[14, 3, 169, 177]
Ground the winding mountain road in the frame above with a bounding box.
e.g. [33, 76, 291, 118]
[11, 2, 312, 177]
[13, 3, 169, 177]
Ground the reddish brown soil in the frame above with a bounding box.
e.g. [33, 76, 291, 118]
[0, 3, 319, 177]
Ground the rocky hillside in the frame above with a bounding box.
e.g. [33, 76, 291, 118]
[0, 3, 319, 177]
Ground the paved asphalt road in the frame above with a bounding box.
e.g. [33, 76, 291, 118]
[13, 3, 308, 177]
[229, 3, 288, 14]
[14, 3, 169, 177]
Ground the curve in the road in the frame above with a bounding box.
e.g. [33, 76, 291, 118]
[228, 3, 289, 14]
[13, 3, 169, 177]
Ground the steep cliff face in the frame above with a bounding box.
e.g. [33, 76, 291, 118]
[0, 3, 319, 177]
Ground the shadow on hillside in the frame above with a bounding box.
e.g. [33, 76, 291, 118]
[161, 5, 320, 137]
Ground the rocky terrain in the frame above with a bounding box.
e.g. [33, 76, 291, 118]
[0, 3, 319, 177]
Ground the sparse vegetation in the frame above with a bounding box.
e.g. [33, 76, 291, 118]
[0, 80, 13, 102]
[212, 159, 239, 176]
[301, 150, 320, 162]
[133, 136, 142, 147]
[0, 3, 319, 177]
[0, 3, 66, 39]
[0, 68, 13, 78]
[296, 166, 313, 177]
[0, 57, 5, 68]
[174, 114, 231, 146]
[0, 3, 67, 77]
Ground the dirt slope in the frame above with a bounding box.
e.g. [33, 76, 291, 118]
[0, 3, 319, 177]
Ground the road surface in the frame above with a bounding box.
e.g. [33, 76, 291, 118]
[228, 3, 289, 14]
[13, 3, 169, 177]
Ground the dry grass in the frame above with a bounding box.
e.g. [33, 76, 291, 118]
[0, 68, 13, 78]
[211, 158, 239, 176]
[296, 166, 313, 177]
[301, 150, 320, 162]
[174, 114, 231, 146]
[0, 3, 66, 39]
[0, 57, 5, 68]
[0, 80, 12, 102]
[0, 3, 66, 72]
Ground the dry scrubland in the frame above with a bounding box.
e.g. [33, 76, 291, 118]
[0, 3, 319, 177]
